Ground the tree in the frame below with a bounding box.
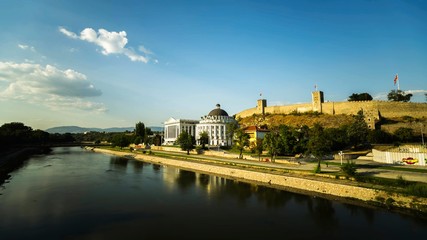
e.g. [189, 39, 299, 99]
[394, 127, 414, 143]
[263, 129, 280, 162]
[198, 131, 209, 149]
[278, 125, 296, 155]
[135, 122, 145, 142]
[226, 121, 239, 146]
[368, 129, 393, 144]
[306, 123, 332, 173]
[347, 110, 369, 149]
[144, 127, 153, 144]
[292, 125, 310, 154]
[177, 131, 195, 155]
[233, 128, 250, 159]
[0, 122, 32, 145]
[324, 126, 348, 151]
[255, 138, 264, 161]
[348, 93, 373, 101]
[425, 93, 427, 102]
[153, 134, 162, 146]
[111, 134, 130, 149]
[387, 90, 413, 102]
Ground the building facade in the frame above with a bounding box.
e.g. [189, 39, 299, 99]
[163, 104, 237, 146]
[243, 126, 270, 147]
[163, 117, 198, 145]
[196, 104, 237, 146]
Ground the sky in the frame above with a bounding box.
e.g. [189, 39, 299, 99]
[0, 0, 426, 130]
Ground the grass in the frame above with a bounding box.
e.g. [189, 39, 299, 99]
[99, 145, 427, 198]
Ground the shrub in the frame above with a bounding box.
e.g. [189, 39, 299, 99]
[341, 160, 357, 177]
[385, 197, 395, 208]
[406, 183, 427, 198]
[313, 161, 321, 173]
[396, 175, 409, 187]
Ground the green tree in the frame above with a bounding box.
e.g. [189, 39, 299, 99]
[348, 92, 373, 101]
[306, 123, 332, 173]
[324, 126, 348, 151]
[177, 131, 195, 155]
[111, 134, 130, 149]
[134, 136, 142, 145]
[255, 138, 264, 161]
[292, 125, 310, 154]
[387, 89, 413, 102]
[135, 122, 145, 142]
[233, 128, 250, 159]
[394, 127, 414, 143]
[278, 125, 296, 155]
[226, 121, 239, 146]
[0, 122, 33, 145]
[31, 129, 50, 145]
[198, 131, 209, 149]
[368, 129, 393, 144]
[144, 127, 153, 144]
[347, 110, 369, 149]
[263, 129, 280, 162]
[153, 134, 162, 146]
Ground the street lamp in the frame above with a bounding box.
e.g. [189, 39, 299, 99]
[339, 151, 343, 165]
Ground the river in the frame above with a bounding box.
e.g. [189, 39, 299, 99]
[0, 147, 426, 239]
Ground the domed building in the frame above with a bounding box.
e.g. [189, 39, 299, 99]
[195, 104, 237, 146]
[163, 104, 237, 146]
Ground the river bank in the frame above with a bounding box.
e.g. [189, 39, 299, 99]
[90, 147, 427, 216]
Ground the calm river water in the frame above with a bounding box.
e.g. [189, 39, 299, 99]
[0, 147, 426, 239]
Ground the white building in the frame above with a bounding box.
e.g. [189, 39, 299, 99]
[163, 104, 237, 146]
[196, 104, 236, 146]
[163, 117, 198, 145]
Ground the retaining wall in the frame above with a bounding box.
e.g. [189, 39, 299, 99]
[92, 148, 427, 212]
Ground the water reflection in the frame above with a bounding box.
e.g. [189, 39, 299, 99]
[1, 147, 427, 239]
[175, 169, 196, 191]
[152, 164, 161, 171]
[109, 157, 128, 171]
[131, 160, 144, 174]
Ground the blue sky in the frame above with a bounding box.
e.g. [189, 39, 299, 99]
[1, 0, 426, 130]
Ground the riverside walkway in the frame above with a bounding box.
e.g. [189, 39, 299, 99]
[145, 149, 427, 184]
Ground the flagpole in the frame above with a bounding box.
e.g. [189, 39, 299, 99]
[397, 76, 400, 91]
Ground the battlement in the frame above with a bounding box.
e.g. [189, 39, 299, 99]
[236, 92, 427, 129]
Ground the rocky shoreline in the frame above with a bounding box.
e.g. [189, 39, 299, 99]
[90, 147, 427, 216]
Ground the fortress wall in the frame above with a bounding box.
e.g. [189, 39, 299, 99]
[322, 101, 377, 116]
[236, 107, 259, 119]
[237, 98, 427, 122]
[376, 101, 427, 118]
[264, 103, 313, 115]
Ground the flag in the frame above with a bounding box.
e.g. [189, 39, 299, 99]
[394, 74, 398, 85]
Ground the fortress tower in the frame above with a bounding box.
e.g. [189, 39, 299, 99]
[257, 99, 267, 115]
[312, 91, 324, 112]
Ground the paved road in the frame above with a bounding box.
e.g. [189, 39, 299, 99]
[149, 150, 427, 183]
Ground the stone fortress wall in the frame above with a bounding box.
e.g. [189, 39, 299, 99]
[236, 91, 427, 129]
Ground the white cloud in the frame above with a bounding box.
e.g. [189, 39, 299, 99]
[406, 89, 427, 95]
[59, 27, 78, 39]
[0, 61, 106, 112]
[18, 44, 36, 52]
[59, 27, 152, 63]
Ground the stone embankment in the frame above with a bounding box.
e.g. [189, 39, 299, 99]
[90, 147, 427, 214]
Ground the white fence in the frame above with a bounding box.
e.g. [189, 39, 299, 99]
[372, 149, 426, 166]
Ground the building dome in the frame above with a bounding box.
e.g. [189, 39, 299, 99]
[208, 104, 229, 116]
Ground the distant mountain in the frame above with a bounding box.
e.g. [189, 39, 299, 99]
[45, 126, 163, 134]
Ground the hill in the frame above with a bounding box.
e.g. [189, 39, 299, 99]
[238, 113, 355, 129]
[46, 126, 163, 134]
[238, 113, 426, 135]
